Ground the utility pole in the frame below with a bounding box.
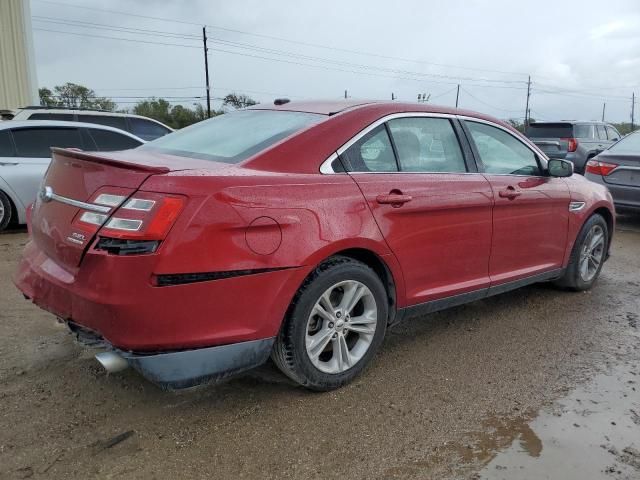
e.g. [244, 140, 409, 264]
[344, 90, 348, 99]
[202, 26, 211, 118]
[602, 102, 606, 122]
[632, 92, 636, 132]
[455, 84, 460, 108]
[524, 75, 531, 128]
[392, 92, 395, 101]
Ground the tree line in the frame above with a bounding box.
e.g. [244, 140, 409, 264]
[38, 83, 257, 129]
[40, 83, 637, 135]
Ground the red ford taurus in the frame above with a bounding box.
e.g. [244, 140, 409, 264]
[14, 100, 615, 390]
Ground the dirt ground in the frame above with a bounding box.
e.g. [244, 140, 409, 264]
[1, 215, 639, 480]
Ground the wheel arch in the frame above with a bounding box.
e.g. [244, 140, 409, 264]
[0, 187, 20, 226]
[330, 247, 399, 324]
[592, 206, 614, 246]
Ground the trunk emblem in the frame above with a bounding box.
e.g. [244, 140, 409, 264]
[40, 186, 54, 203]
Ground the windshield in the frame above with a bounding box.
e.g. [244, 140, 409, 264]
[609, 131, 640, 154]
[142, 110, 324, 163]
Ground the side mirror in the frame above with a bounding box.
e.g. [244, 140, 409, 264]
[548, 158, 573, 178]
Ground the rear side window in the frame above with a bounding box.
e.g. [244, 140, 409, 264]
[77, 114, 127, 131]
[28, 113, 75, 121]
[12, 127, 83, 158]
[142, 110, 323, 164]
[573, 124, 594, 139]
[466, 121, 541, 176]
[525, 124, 573, 138]
[387, 117, 466, 172]
[0, 130, 15, 156]
[341, 125, 398, 172]
[596, 125, 607, 140]
[129, 117, 171, 141]
[88, 129, 142, 151]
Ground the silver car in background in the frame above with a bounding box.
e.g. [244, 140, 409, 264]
[584, 131, 640, 211]
[0, 120, 144, 231]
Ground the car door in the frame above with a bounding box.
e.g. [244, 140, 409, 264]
[5, 126, 86, 208]
[463, 120, 570, 286]
[595, 124, 610, 152]
[341, 115, 493, 306]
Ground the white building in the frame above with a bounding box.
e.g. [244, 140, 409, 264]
[0, 0, 38, 112]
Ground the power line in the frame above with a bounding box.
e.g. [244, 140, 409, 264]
[459, 88, 523, 113]
[33, 17, 525, 87]
[32, 0, 532, 79]
[33, 27, 528, 90]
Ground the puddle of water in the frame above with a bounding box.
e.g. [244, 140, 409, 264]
[477, 361, 640, 480]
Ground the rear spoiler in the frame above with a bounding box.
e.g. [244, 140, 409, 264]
[51, 147, 170, 174]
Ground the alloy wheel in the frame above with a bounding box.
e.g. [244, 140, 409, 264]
[579, 224, 605, 282]
[305, 280, 378, 374]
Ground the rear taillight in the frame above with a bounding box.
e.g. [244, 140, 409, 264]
[585, 160, 618, 176]
[561, 137, 578, 152]
[72, 189, 185, 241]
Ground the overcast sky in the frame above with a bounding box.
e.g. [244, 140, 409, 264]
[31, 0, 640, 123]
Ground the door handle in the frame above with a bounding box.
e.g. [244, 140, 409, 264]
[376, 193, 413, 207]
[0, 161, 18, 166]
[498, 186, 521, 200]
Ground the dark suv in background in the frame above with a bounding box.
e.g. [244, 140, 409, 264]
[525, 121, 621, 174]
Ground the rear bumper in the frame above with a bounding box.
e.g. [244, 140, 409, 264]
[14, 241, 305, 352]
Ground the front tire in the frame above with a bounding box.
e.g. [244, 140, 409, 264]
[272, 256, 388, 391]
[555, 214, 608, 291]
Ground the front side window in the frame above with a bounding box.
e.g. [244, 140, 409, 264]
[341, 124, 398, 172]
[387, 117, 466, 172]
[142, 110, 323, 164]
[129, 117, 171, 141]
[12, 127, 83, 158]
[606, 127, 620, 141]
[89, 129, 143, 151]
[466, 121, 541, 176]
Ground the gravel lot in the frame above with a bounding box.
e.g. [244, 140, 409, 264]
[1, 215, 639, 479]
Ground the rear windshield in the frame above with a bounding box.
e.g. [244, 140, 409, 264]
[609, 131, 640, 154]
[141, 110, 324, 163]
[526, 124, 573, 138]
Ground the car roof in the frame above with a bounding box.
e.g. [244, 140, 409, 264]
[13, 108, 174, 130]
[0, 120, 145, 142]
[248, 99, 507, 123]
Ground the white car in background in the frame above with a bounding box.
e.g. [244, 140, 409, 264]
[12, 107, 173, 141]
[0, 120, 145, 231]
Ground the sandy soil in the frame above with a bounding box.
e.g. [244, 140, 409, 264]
[1, 215, 639, 479]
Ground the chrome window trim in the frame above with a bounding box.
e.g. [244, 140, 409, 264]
[319, 112, 548, 175]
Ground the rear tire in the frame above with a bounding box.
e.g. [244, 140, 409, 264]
[555, 214, 608, 291]
[0, 190, 11, 232]
[272, 256, 388, 391]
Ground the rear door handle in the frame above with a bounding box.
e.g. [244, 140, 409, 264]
[498, 186, 521, 200]
[376, 193, 413, 207]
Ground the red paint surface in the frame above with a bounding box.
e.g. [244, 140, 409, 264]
[14, 102, 615, 352]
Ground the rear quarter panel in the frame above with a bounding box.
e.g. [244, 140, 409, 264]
[139, 170, 404, 334]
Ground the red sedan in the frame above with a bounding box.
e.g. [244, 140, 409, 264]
[14, 100, 614, 390]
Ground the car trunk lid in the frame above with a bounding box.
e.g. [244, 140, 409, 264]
[599, 153, 640, 187]
[30, 148, 214, 271]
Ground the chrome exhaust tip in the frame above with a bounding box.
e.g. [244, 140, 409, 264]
[95, 352, 129, 373]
